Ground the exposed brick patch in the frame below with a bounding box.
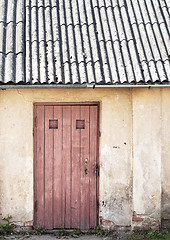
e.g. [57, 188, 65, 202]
[101, 219, 115, 230]
[132, 212, 161, 230]
[132, 216, 144, 221]
[101, 216, 162, 231]
[25, 220, 33, 227]
[101, 219, 130, 231]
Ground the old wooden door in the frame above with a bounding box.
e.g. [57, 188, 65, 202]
[34, 103, 99, 230]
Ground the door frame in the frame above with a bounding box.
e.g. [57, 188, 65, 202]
[33, 102, 100, 229]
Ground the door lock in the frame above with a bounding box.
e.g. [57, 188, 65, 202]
[85, 158, 88, 176]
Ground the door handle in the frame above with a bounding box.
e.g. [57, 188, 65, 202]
[85, 158, 88, 176]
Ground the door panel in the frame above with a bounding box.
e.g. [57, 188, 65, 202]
[71, 106, 81, 228]
[53, 106, 63, 227]
[89, 106, 98, 228]
[63, 106, 72, 228]
[80, 106, 90, 230]
[44, 106, 53, 229]
[35, 106, 45, 227]
[34, 104, 99, 230]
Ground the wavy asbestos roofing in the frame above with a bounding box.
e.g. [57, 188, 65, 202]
[0, 0, 169, 85]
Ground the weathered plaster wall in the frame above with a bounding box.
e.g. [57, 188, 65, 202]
[162, 89, 170, 220]
[132, 88, 162, 228]
[0, 88, 170, 228]
[0, 90, 33, 223]
[100, 90, 132, 227]
[0, 88, 132, 226]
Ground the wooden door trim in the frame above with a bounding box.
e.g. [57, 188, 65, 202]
[33, 102, 100, 228]
[34, 102, 99, 106]
[96, 104, 100, 227]
[33, 104, 37, 227]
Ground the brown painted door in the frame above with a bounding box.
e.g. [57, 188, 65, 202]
[34, 104, 99, 230]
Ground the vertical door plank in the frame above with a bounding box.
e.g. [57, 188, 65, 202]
[89, 106, 98, 228]
[63, 106, 71, 228]
[80, 106, 90, 230]
[71, 106, 81, 228]
[34, 105, 37, 226]
[35, 106, 45, 227]
[44, 106, 53, 229]
[53, 106, 63, 227]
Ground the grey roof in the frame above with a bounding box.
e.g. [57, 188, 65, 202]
[0, 0, 170, 85]
[0, 0, 25, 84]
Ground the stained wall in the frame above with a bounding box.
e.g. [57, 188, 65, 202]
[0, 88, 169, 228]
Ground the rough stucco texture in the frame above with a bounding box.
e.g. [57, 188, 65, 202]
[162, 89, 170, 219]
[0, 88, 132, 226]
[133, 88, 161, 221]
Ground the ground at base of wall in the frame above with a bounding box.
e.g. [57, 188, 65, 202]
[1, 228, 170, 240]
[1, 234, 103, 240]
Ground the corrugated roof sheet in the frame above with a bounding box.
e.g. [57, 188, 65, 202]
[0, 0, 169, 85]
[0, 0, 25, 84]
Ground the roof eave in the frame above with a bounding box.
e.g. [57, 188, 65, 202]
[1, 83, 170, 89]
